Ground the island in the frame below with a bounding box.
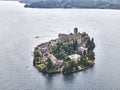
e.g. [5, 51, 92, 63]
[33, 28, 95, 74]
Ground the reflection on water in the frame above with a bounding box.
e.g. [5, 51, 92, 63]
[63, 74, 75, 83]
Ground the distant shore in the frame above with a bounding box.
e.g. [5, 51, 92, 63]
[23, 0, 120, 10]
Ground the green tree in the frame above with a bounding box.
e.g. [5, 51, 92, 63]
[86, 38, 91, 47]
[83, 50, 86, 56]
[92, 38, 94, 43]
[47, 58, 53, 71]
[34, 51, 41, 62]
[80, 55, 88, 67]
[34, 51, 40, 57]
[87, 50, 95, 60]
[73, 39, 78, 50]
[64, 56, 71, 62]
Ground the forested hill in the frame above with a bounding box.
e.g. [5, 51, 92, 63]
[19, 0, 120, 9]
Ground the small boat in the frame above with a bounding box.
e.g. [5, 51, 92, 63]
[35, 36, 39, 38]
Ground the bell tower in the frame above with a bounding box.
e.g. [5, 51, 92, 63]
[74, 27, 78, 35]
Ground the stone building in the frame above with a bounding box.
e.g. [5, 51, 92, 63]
[58, 28, 82, 43]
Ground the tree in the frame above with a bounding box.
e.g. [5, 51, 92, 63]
[86, 37, 95, 52]
[47, 58, 53, 71]
[34, 51, 40, 57]
[64, 56, 71, 62]
[34, 51, 41, 62]
[87, 50, 95, 60]
[83, 50, 86, 56]
[91, 38, 94, 43]
[79, 55, 88, 67]
[73, 39, 78, 50]
[86, 38, 91, 48]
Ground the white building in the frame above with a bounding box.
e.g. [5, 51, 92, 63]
[78, 46, 88, 55]
[69, 54, 81, 61]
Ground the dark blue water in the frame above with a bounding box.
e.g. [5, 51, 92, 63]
[0, 1, 120, 90]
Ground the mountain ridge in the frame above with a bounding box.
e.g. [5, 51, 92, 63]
[19, 0, 120, 9]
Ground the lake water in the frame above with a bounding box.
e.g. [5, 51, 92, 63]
[0, 1, 120, 90]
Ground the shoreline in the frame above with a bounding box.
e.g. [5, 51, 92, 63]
[35, 63, 95, 74]
[1, 1, 120, 11]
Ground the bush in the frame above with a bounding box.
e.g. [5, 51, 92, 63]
[77, 66, 82, 70]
